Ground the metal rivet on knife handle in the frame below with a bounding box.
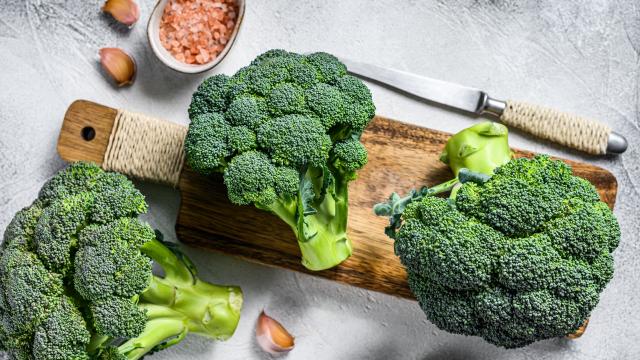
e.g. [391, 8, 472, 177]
[480, 98, 628, 155]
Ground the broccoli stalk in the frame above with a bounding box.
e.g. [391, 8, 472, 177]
[185, 50, 375, 271]
[298, 175, 351, 270]
[0, 163, 242, 360]
[263, 192, 351, 271]
[260, 164, 353, 270]
[93, 238, 243, 360]
[141, 239, 242, 343]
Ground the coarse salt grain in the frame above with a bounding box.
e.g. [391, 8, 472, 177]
[159, 0, 238, 65]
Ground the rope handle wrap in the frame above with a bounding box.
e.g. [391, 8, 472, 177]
[500, 100, 610, 155]
[103, 109, 187, 187]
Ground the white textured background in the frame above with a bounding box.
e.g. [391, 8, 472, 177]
[1, 0, 639, 359]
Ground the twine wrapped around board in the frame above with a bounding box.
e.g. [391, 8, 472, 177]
[103, 109, 187, 187]
[500, 100, 611, 155]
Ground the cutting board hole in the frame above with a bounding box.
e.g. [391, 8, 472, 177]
[81, 126, 96, 141]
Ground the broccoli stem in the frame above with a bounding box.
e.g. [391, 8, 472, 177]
[140, 276, 242, 340]
[259, 169, 354, 271]
[296, 176, 352, 271]
[140, 238, 194, 285]
[426, 178, 459, 196]
[262, 177, 353, 271]
[116, 311, 187, 360]
[87, 334, 111, 354]
[264, 199, 297, 229]
[296, 211, 352, 271]
[109, 239, 243, 359]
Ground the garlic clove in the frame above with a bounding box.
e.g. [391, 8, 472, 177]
[256, 311, 295, 355]
[567, 318, 589, 339]
[102, 0, 140, 27]
[99, 48, 136, 87]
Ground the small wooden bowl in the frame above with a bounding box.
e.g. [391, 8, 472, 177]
[147, 0, 245, 74]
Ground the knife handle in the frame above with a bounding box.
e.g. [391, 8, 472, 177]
[57, 100, 187, 187]
[497, 100, 627, 155]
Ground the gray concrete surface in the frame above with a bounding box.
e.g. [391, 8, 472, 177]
[1, 0, 639, 359]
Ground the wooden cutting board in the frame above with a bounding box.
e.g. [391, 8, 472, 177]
[57, 100, 618, 299]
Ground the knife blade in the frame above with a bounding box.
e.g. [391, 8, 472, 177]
[338, 58, 493, 115]
[338, 57, 627, 155]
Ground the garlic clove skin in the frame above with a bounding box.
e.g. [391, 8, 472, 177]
[99, 48, 136, 87]
[102, 0, 140, 27]
[256, 311, 295, 355]
[567, 319, 589, 339]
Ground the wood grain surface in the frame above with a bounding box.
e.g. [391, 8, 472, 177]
[57, 100, 116, 165]
[58, 100, 618, 299]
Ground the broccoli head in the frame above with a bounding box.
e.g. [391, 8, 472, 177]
[0, 162, 242, 360]
[375, 123, 619, 348]
[185, 49, 376, 270]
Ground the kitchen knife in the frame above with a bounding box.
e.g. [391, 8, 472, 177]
[339, 58, 627, 155]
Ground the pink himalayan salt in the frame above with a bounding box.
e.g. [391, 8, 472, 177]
[159, 0, 238, 65]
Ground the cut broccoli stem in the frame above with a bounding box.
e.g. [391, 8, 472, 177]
[256, 170, 353, 271]
[101, 238, 245, 359]
[140, 241, 242, 333]
[332, 174, 350, 241]
[140, 275, 242, 340]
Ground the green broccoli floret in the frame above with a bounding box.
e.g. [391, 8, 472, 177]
[32, 297, 91, 360]
[227, 125, 257, 154]
[226, 95, 269, 129]
[306, 83, 345, 129]
[185, 49, 375, 270]
[188, 74, 230, 119]
[182, 113, 230, 174]
[331, 138, 368, 178]
[257, 114, 331, 168]
[0, 162, 243, 360]
[375, 122, 620, 348]
[96, 346, 127, 360]
[0, 247, 64, 350]
[224, 151, 278, 205]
